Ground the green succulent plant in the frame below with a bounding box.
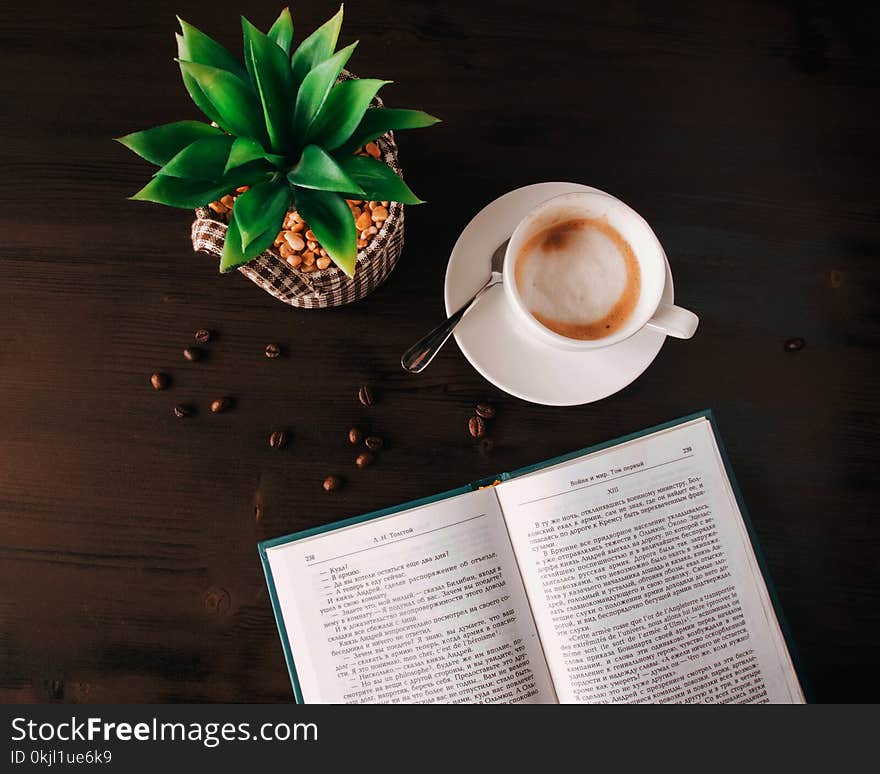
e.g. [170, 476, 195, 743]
[117, 5, 438, 277]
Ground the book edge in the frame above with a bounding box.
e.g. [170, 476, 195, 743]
[258, 544, 305, 703]
[705, 411, 812, 703]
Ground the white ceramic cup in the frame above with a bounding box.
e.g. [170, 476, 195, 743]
[503, 190, 698, 350]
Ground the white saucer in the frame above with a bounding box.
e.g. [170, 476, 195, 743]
[444, 182, 673, 406]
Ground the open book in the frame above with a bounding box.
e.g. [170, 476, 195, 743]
[260, 411, 805, 704]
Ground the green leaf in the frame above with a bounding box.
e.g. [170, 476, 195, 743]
[224, 137, 284, 175]
[307, 79, 390, 150]
[177, 17, 248, 80]
[156, 135, 234, 180]
[334, 155, 424, 204]
[130, 159, 274, 209]
[267, 7, 294, 55]
[290, 5, 343, 87]
[293, 186, 357, 277]
[242, 17, 295, 153]
[338, 107, 441, 155]
[287, 145, 365, 196]
[233, 179, 290, 250]
[222, 159, 279, 188]
[220, 210, 249, 272]
[291, 42, 357, 146]
[220, 208, 281, 272]
[129, 175, 232, 209]
[116, 121, 223, 166]
[177, 60, 268, 145]
[176, 34, 226, 126]
[176, 19, 250, 127]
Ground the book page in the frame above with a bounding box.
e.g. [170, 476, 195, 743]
[265, 487, 557, 704]
[496, 418, 804, 703]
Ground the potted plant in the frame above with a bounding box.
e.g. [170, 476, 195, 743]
[117, 5, 438, 308]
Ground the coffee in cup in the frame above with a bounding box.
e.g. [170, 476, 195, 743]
[503, 190, 699, 349]
[513, 216, 642, 341]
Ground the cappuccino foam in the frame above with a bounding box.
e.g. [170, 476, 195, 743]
[513, 216, 641, 340]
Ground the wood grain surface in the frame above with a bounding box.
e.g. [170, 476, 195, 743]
[1, 0, 878, 702]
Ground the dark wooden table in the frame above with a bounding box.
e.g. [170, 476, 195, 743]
[1, 0, 877, 703]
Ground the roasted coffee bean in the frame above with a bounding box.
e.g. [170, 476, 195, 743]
[365, 435, 383, 452]
[355, 451, 374, 468]
[265, 343, 281, 359]
[194, 329, 211, 344]
[269, 430, 287, 449]
[173, 404, 193, 418]
[183, 347, 201, 362]
[210, 397, 232, 414]
[784, 337, 805, 352]
[323, 475, 342, 492]
[357, 384, 375, 406]
[475, 402, 496, 420]
[150, 372, 169, 391]
[468, 415, 487, 439]
[348, 427, 363, 445]
[479, 437, 495, 455]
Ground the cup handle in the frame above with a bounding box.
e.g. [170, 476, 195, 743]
[645, 303, 699, 339]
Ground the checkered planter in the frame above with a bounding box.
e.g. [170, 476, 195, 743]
[191, 77, 405, 309]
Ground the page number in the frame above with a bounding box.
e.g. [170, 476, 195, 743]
[682, 446, 693, 454]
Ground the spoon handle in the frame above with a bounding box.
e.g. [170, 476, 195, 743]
[401, 273, 501, 373]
